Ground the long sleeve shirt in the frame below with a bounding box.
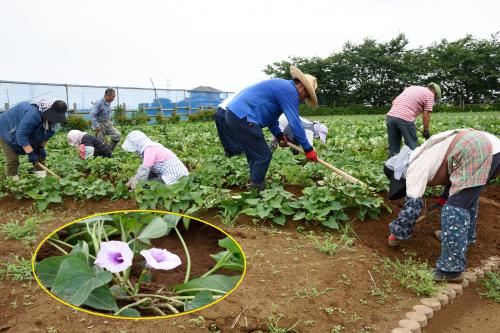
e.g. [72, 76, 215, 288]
[405, 130, 500, 198]
[90, 98, 111, 129]
[78, 134, 112, 159]
[0, 102, 54, 154]
[227, 79, 313, 152]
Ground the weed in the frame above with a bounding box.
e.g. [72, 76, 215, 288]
[1, 215, 50, 245]
[189, 316, 206, 328]
[359, 299, 368, 305]
[323, 307, 335, 315]
[330, 325, 345, 333]
[303, 320, 315, 327]
[46, 327, 60, 333]
[349, 312, 363, 323]
[357, 326, 375, 333]
[338, 274, 351, 287]
[479, 272, 500, 303]
[308, 225, 355, 256]
[0, 256, 32, 281]
[383, 255, 437, 296]
[267, 312, 300, 333]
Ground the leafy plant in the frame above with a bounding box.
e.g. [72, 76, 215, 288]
[480, 272, 500, 303]
[382, 255, 438, 296]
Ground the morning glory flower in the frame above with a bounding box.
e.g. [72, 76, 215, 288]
[140, 248, 182, 270]
[95, 241, 133, 273]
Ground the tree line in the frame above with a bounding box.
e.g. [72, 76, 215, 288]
[264, 33, 500, 107]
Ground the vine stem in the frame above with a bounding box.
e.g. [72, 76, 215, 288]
[174, 227, 191, 283]
[202, 252, 232, 277]
[46, 240, 68, 255]
[117, 294, 186, 305]
[144, 306, 166, 316]
[114, 297, 151, 316]
[175, 288, 227, 294]
[132, 268, 147, 295]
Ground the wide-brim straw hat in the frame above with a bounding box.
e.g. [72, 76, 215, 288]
[290, 66, 318, 109]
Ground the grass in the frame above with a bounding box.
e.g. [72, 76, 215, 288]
[307, 223, 356, 256]
[266, 313, 300, 333]
[0, 255, 33, 281]
[1, 213, 52, 245]
[382, 255, 438, 296]
[480, 272, 500, 303]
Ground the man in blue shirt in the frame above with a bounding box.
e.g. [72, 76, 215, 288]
[216, 66, 319, 191]
[90, 88, 121, 151]
[0, 99, 67, 179]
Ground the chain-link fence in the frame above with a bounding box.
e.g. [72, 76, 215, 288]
[0, 80, 234, 119]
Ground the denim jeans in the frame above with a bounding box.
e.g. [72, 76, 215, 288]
[386, 115, 418, 156]
[225, 110, 272, 185]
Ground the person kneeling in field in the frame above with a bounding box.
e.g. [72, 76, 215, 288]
[215, 66, 319, 191]
[270, 114, 328, 153]
[384, 129, 499, 282]
[0, 99, 67, 179]
[67, 130, 112, 159]
[121, 130, 189, 189]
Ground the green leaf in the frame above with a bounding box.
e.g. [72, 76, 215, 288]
[218, 237, 240, 255]
[184, 291, 214, 311]
[83, 285, 119, 311]
[240, 207, 258, 216]
[183, 217, 190, 230]
[293, 211, 306, 221]
[163, 214, 182, 227]
[209, 252, 244, 271]
[120, 308, 141, 317]
[272, 214, 286, 225]
[278, 206, 295, 215]
[138, 217, 169, 241]
[244, 198, 260, 206]
[173, 274, 241, 296]
[36, 255, 68, 287]
[322, 216, 340, 230]
[51, 257, 113, 306]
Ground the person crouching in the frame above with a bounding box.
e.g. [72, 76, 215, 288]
[121, 130, 189, 189]
[67, 130, 112, 159]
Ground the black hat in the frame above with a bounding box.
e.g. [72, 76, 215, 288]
[384, 165, 406, 200]
[42, 100, 67, 123]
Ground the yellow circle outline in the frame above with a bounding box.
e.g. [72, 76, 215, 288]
[31, 209, 247, 320]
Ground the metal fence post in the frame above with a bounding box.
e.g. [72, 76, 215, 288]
[116, 87, 120, 106]
[4, 103, 9, 110]
[65, 84, 69, 107]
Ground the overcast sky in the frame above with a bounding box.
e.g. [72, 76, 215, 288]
[1, 0, 499, 92]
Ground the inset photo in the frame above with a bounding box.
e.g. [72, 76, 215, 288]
[33, 211, 245, 319]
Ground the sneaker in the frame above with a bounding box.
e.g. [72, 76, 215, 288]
[432, 268, 463, 283]
[388, 233, 399, 247]
[435, 230, 442, 241]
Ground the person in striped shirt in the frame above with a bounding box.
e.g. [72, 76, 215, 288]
[121, 130, 189, 189]
[386, 83, 441, 156]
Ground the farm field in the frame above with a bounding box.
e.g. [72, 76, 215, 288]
[0, 112, 499, 333]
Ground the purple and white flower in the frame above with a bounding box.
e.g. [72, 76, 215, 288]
[140, 248, 182, 270]
[95, 241, 133, 273]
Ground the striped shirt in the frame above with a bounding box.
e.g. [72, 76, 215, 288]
[387, 86, 434, 122]
[141, 146, 189, 185]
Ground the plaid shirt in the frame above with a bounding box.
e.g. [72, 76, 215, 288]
[448, 131, 493, 196]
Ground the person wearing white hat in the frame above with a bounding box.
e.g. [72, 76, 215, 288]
[384, 129, 500, 282]
[217, 66, 319, 191]
[270, 114, 328, 152]
[121, 130, 189, 189]
[67, 130, 112, 159]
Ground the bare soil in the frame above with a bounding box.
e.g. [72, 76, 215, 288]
[0, 186, 498, 333]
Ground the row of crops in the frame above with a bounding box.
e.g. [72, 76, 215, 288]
[0, 112, 498, 229]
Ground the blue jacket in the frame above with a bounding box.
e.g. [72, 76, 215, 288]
[90, 98, 111, 128]
[0, 102, 55, 154]
[227, 79, 312, 151]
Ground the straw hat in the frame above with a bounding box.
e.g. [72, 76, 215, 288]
[290, 66, 318, 109]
